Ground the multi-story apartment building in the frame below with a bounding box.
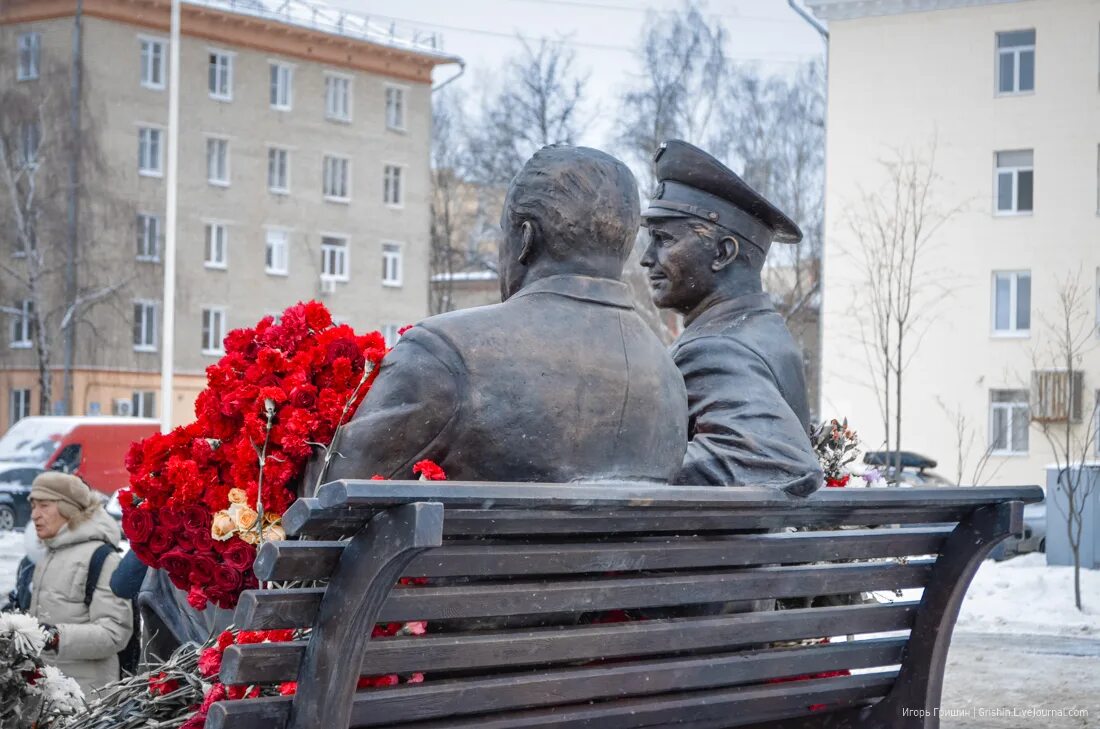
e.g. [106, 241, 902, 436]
[1, 0, 459, 428]
[808, 0, 1100, 487]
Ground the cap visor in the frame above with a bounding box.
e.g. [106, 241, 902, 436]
[640, 205, 691, 220]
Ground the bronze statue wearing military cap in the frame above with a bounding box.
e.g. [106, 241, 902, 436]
[641, 139, 822, 496]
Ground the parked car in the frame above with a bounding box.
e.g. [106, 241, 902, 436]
[0, 416, 159, 498]
[0, 462, 44, 530]
[862, 451, 953, 487]
[992, 501, 1046, 560]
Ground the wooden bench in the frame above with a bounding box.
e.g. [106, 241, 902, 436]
[207, 481, 1042, 729]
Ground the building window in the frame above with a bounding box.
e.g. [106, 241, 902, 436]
[201, 307, 227, 355]
[206, 137, 229, 185]
[9, 388, 31, 425]
[208, 50, 233, 100]
[205, 223, 228, 269]
[19, 122, 40, 168]
[996, 29, 1035, 95]
[132, 391, 156, 418]
[138, 127, 163, 176]
[133, 300, 157, 352]
[382, 242, 402, 287]
[992, 271, 1030, 335]
[321, 235, 349, 281]
[383, 164, 403, 206]
[324, 73, 351, 121]
[9, 300, 34, 348]
[385, 85, 406, 130]
[268, 147, 289, 193]
[995, 150, 1033, 214]
[140, 37, 166, 89]
[17, 33, 39, 81]
[990, 389, 1029, 455]
[382, 324, 399, 347]
[270, 62, 293, 110]
[136, 213, 160, 261]
[265, 228, 289, 275]
[323, 155, 350, 201]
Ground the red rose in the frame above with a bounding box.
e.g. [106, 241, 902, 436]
[159, 550, 192, 581]
[412, 460, 447, 481]
[158, 506, 185, 532]
[147, 527, 175, 555]
[187, 587, 208, 610]
[213, 565, 243, 594]
[121, 507, 154, 544]
[289, 385, 318, 409]
[222, 539, 256, 573]
[188, 554, 218, 586]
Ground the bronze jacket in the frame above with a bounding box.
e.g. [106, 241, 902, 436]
[671, 292, 822, 496]
[315, 274, 688, 487]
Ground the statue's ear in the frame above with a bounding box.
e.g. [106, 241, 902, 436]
[712, 235, 740, 272]
[518, 220, 537, 265]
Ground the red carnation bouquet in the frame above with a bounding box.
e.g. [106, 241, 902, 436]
[120, 301, 387, 609]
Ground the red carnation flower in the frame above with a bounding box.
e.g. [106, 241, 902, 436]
[412, 460, 447, 481]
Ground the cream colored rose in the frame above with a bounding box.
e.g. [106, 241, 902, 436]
[262, 524, 286, 542]
[264, 512, 280, 525]
[227, 488, 248, 505]
[234, 506, 259, 531]
[211, 511, 237, 541]
[238, 528, 260, 545]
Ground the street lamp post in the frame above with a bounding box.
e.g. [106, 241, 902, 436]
[160, 0, 181, 434]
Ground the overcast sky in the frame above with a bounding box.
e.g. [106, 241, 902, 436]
[325, 0, 827, 149]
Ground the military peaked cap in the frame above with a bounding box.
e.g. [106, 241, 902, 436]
[641, 139, 803, 245]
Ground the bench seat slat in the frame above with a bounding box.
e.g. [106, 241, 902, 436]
[254, 526, 952, 581]
[285, 500, 971, 539]
[235, 561, 931, 630]
[207, 669, 899, 729]
[221, 601, 919, 684]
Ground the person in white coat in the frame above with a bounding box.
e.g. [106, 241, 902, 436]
[28, 472, 133, 698]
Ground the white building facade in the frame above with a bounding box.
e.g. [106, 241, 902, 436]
[808, 0, 1100, 487]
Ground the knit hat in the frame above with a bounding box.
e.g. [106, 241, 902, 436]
[29, 471, 100, 523]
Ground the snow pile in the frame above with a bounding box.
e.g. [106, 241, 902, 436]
[956, 553, 1100, 637]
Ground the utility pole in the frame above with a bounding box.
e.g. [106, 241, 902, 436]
[61, 0, 84, 415]
[160, 0, 181, 434]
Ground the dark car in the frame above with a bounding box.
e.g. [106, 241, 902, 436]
[863, 451, 953, 487]
[0, 461, 44, 530]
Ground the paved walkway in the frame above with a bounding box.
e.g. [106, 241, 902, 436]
[941, 632, 1100, 728]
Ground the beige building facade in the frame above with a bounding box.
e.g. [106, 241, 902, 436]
[1, 0, 458, 428]
[809, 0, 1100, 486]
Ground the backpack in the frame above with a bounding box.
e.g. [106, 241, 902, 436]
[86, 543, 141, 677]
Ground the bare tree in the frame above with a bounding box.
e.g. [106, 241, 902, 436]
[935, 397, 1001, 486]
[843, 143, 963, 478]
[616, 0, 726, 188]
[0, 27, 132, 414]
[429, 89, 470, 315]
[1030, 274, 1097, 611]
[465, 36, 589, 187]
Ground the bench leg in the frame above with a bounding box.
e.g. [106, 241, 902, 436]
[287, 502, 444, 729]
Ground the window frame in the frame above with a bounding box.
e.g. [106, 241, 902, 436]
[381, 241, 403, 287]
[204, 221, 229, 270]
[269, 60, 294, 111]
[995, 29, 1035, 96]
[205, 135, 231, 186]
[139, 35, 167, 90]
[320, 233, 350, 282]
[207, 49, 235, 101]
[9, 300, 34, 348]
[201, 306, 228, 356]
[991, 270, 1031, 337]
[323, 154, 351, 202]
[994, 149, 1033, 215]
[136, 212, 161, 262]
[382, 323, 399, 347]
[384, 84, 407, 131]
[267, 146, 290, 194]
[383, 163, 404, 208]
[132, 299, 158, 352]
[324, 71, 353, 122]
[17, 32, 40, 81]
[989, 389, 1030, 456]
[265, 227, 290, 276]
[131, 390, 156, 418]
[137, 125, 164, 177]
